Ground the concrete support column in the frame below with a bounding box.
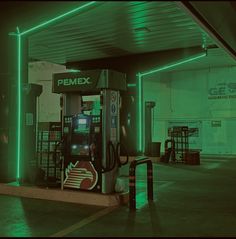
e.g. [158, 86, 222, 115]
[0, 33, 12, 182]
[7, 33, 29, 183]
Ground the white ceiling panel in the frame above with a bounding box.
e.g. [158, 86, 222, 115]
[28, 1, 215, 64]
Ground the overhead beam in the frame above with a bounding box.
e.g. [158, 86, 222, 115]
[178, 1, 236, 62]
[66, 46, 205, 73]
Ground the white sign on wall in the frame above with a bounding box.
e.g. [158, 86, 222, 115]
[208, 68, 236, 100]
[168, 121, 202, 150]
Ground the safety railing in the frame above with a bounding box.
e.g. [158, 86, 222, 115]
[129, 156, 153, 210]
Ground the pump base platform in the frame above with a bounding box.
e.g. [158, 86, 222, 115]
[0, 182, 129, 207]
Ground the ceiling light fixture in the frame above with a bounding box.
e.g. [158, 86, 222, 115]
[66, 69, 81, 73]
[134, 26, 151, 33]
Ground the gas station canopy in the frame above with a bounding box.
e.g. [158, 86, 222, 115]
[27, 1, 215, 65]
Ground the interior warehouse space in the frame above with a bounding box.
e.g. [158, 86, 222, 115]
[0, 1, 236, 237]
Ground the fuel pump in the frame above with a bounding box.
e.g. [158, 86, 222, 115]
[52, 69, 127, 194]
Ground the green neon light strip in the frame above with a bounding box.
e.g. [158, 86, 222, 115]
[137, 73, 142, 152]
[140, 53, 206, 77]
[16, 27, 21, 180]
[127, 83, 136, 87]
[20, 1, 96, 36]
[137, 52, 207, 153]
[14, 1, 96, 181]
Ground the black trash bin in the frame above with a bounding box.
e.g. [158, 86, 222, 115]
[147, 142, 161, 157]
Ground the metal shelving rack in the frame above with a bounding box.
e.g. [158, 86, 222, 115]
[37, 122, 61, 186]
[170, 126, 189, 163]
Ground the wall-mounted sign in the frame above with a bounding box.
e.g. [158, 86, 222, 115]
[111, 91, 117, 102]
[208, 82, 236, 100]
[57, 77, 91, 86]
[211, 120, 221, 127]
[52, 69, 127, 93]
[53, 70, 100, 93]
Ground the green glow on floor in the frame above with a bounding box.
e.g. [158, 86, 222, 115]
[137, 52, 207, 153]
[16, 27, 21, 180]
[5, 198, 33, 237]
[20, 2, 96, 36]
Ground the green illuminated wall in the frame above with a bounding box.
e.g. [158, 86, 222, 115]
[28, 61, 66, 122]
[137, 53, 206, 153]
[143, 65, 236, 155]
[143, 73, 170, 153]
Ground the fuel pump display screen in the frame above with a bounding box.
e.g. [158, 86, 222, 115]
[73, 118, 89, 133]
[70, 115, 90, 156]
[78, 118, 87, 124]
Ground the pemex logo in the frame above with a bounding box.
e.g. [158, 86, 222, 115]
[64, 161, 98, 190]
[57, 77, 91, 86]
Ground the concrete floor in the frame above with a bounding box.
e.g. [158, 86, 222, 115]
[1, 156, 236, 237]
